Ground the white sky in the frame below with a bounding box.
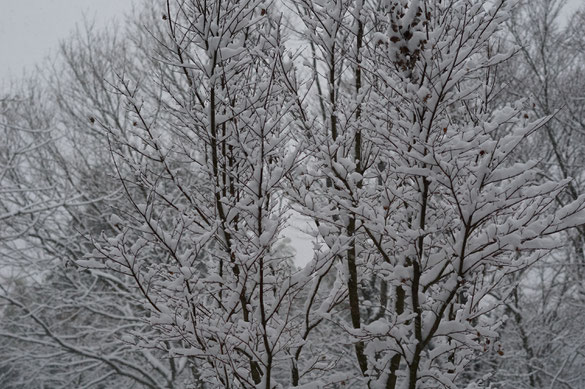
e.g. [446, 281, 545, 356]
[0, 0, 134, 83]
[560, 0, 583, 25]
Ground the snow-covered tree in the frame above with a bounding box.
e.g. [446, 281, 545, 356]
[3, 0, 585, 388]
[471, 1, 585, 387]
[84, 1, 310, 387]
[288, 0, 585, 387]
[0, 17, 198, 388]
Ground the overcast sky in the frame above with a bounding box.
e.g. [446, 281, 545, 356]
[0, 0, 134, 83]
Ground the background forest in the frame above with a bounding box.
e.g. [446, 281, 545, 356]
[2, 0, 585, 388]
